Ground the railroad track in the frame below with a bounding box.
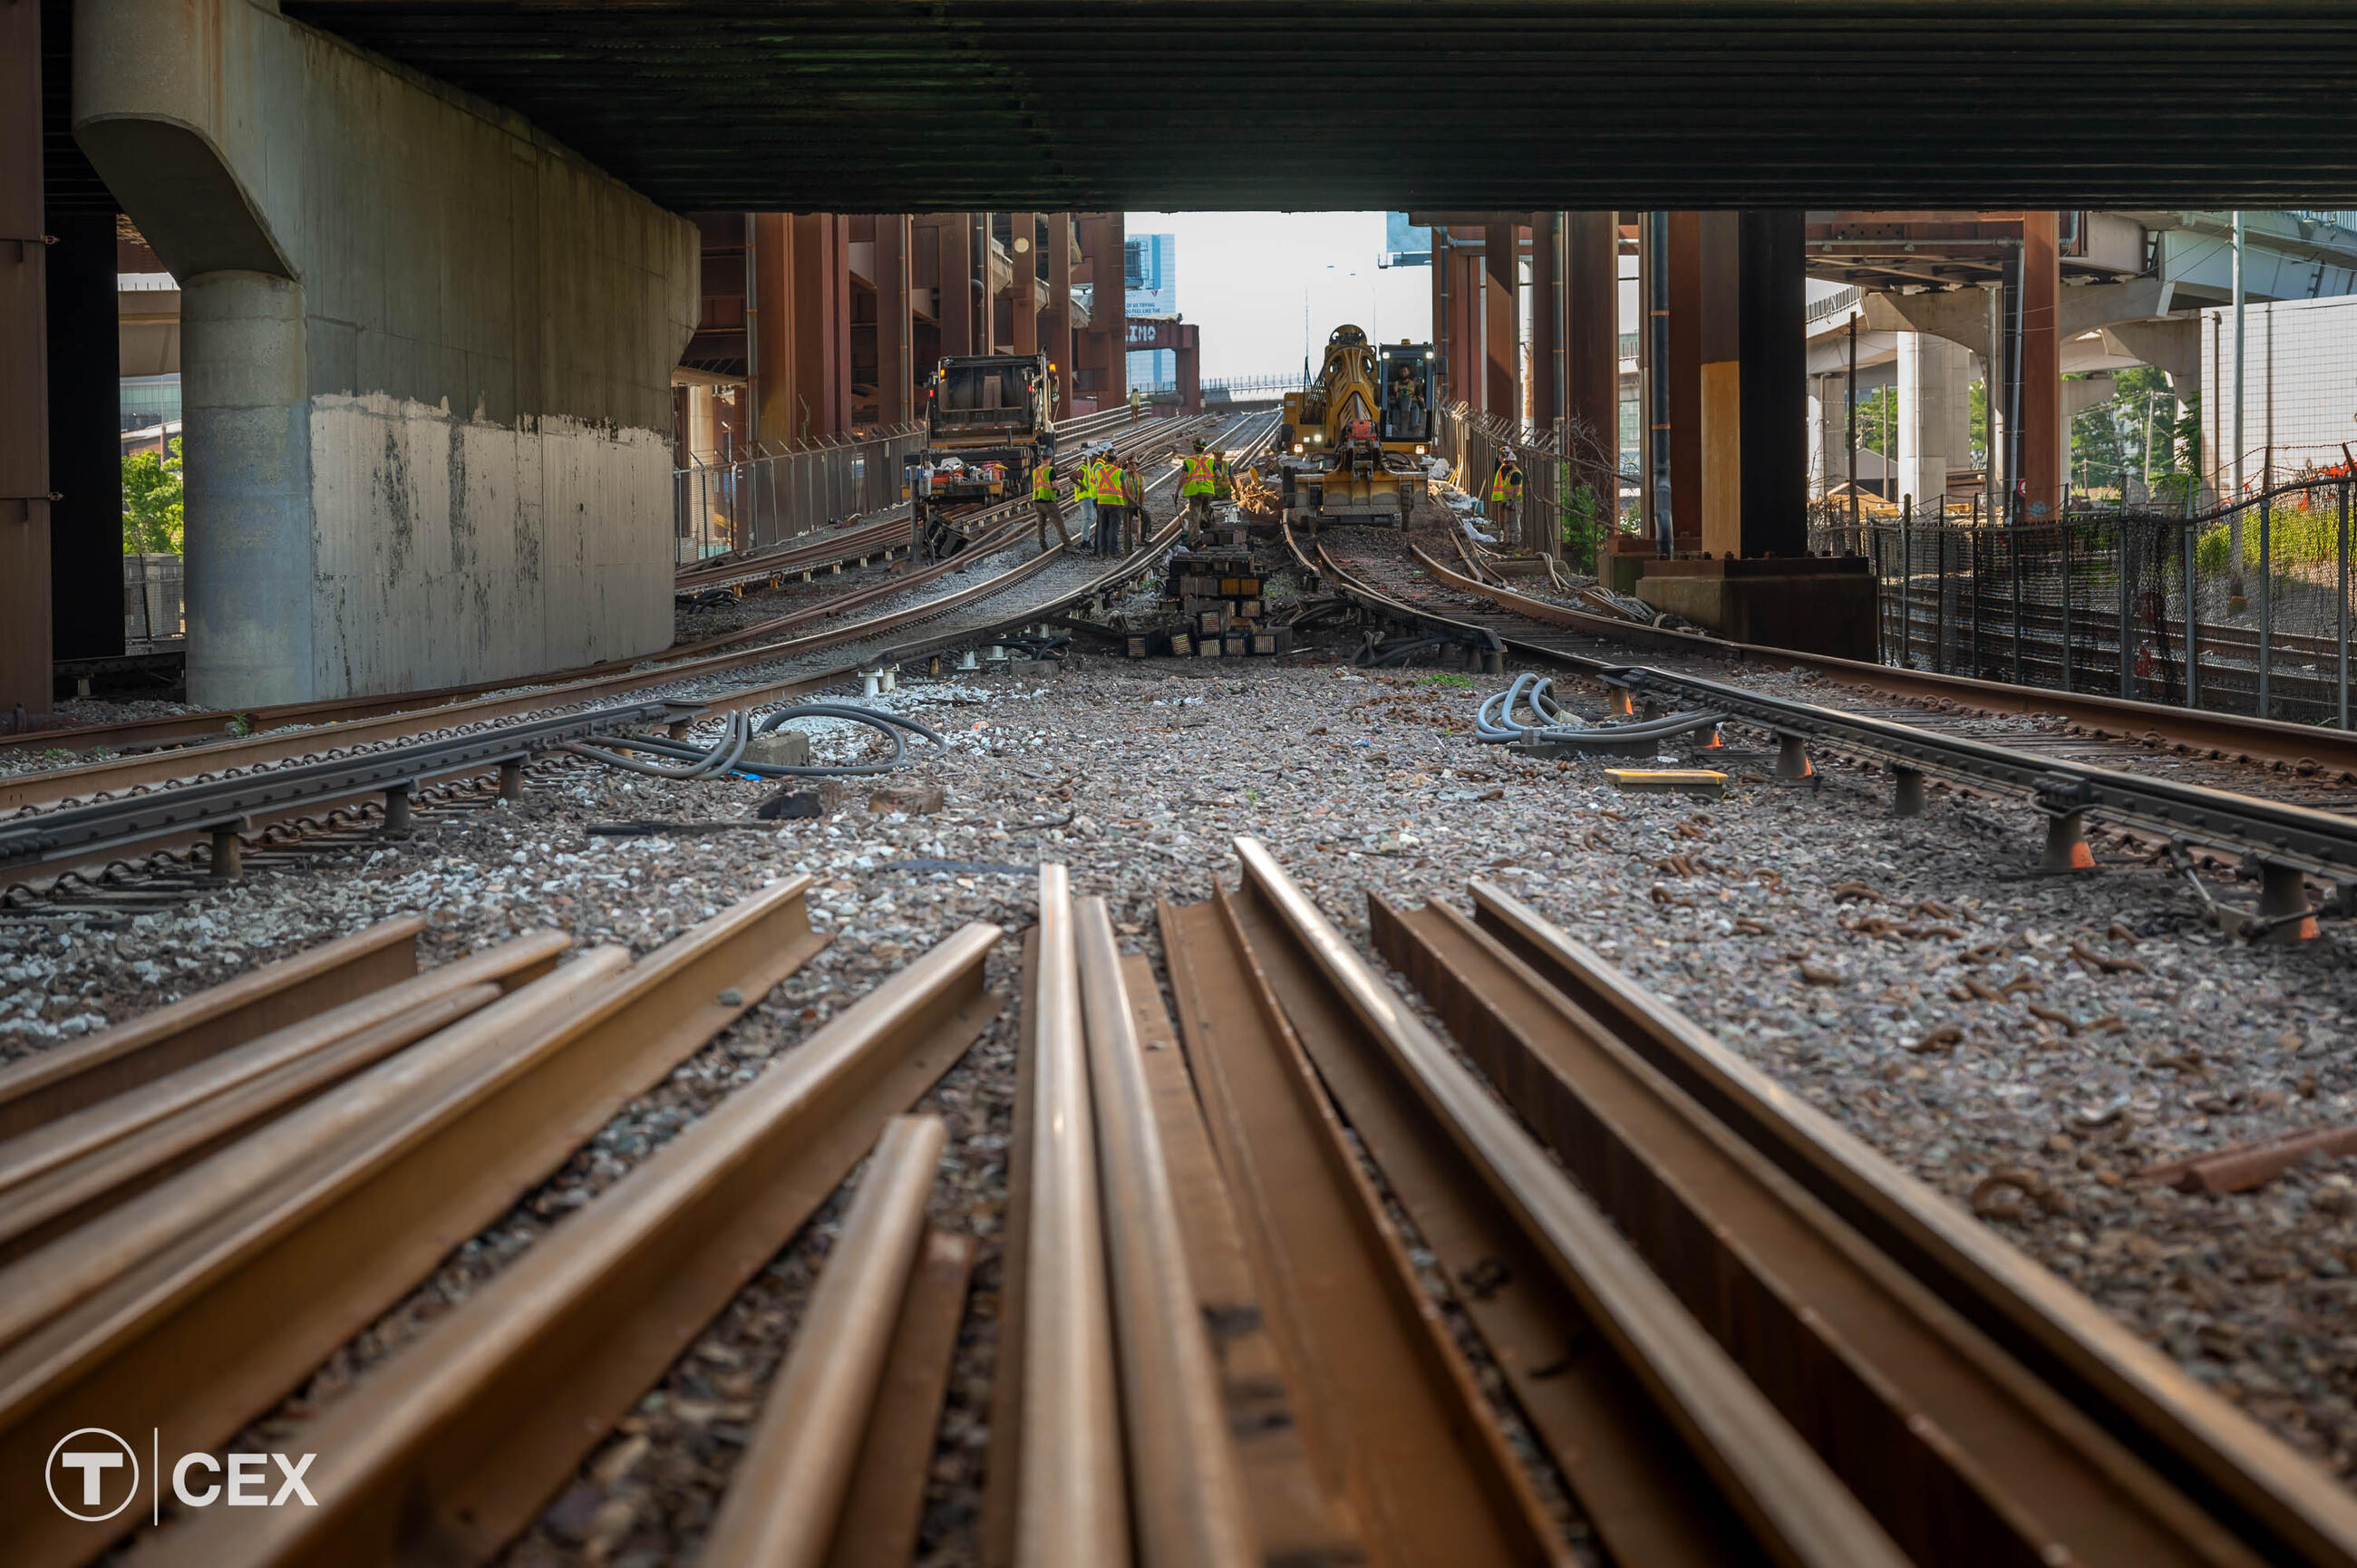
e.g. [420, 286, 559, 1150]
[1304, 528, 2357, 922]
[3, 408, 1203, 769]
[11, 836, 2357, 1564]
[0, 410, 1278, 908]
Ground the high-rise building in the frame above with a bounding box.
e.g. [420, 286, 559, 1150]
[1125, 232, 1178, 388]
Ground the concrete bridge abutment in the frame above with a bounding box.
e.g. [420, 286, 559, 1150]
[73, 0, 698, 709]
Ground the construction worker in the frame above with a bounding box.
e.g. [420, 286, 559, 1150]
[1180, 438, 1217, 547]
[1489, 448, 1525, 548]
[1212, 450, 1234, 503]
[1092, 445, 1122, 550]
[1120, 458, 1146, 554]
[1032, 447, 1072, 549]
[1073, 443, 1101, 549]
[1129, 386, 1143, 424]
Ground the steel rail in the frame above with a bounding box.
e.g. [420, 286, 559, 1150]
[1464, 879, 2357, 1568]
[164, 924, 1002, 1568]
[0, 699, 676, 875]
[0, 409, 1272, 895]
[702, 1114, 949, 1568]
[1315, 537, 2357, 881]
[0, 409, 1242, 822]
[1072, 895, 1258, 1568]
[0, 878, 827, 1568]
[1016, 865, 1130, 1568]
[1223, 837, 1909, 1568]
[1370, 887, 2261, 1568]
[0, 915, 425, 1137]
[1408, 541, 2357, 779]
[0, 411, 1208, 771]
[1158, 884, 1576, 1568]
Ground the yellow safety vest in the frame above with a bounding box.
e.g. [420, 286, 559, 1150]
[1182, 454, 1217, 496]
[1033, 460, 1056, 501]
[1091, 459, 1118, 502]
[1489, 466, 1523, 504]
[1124, 467, 1143, 506]
[1212, 457, 1233, 498]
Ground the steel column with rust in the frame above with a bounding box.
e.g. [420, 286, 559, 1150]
[1480, 218, 1517, 419]
[0, 0, 51, 718]
[874, 214, 912, 425]
[1042, 213, 1073, 414]
[1696, 211, 1742, 559]
[1566, 210, 1618, 514]
[47, 212, 122, 661]
[2019, 210, 2062, 520]
[1528, 210, 1559, 430]
[1666, 211, 1703, 555]
[1010, 211, 1039, 356]
[1739, 209, 1807, 559]
[937, 211, 975, 363]
[791, 213, 850, 439]
[752, 213, 794, 448]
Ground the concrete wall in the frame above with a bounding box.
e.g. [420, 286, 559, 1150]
[74, 0, 697, 704]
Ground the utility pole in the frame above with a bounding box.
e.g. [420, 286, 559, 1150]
[1847, 315, 1859, 531]
[2230, 208, 2247, 607]
[1982, 281, 2002, 524]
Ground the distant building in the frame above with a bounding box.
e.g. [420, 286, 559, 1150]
[1126, 233, 1178, 387]
[1380, 213, 1431, 268]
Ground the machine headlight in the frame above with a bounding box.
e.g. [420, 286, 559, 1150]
[1415, 444, 1427, 455]
[1292, 443, 1305, 454]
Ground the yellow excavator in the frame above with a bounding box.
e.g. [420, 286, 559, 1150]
[1273, 324, 1435, 528]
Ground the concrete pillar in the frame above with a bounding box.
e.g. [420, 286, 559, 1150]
[1074, 212, 1125, 409]
[1696, 211, 1742, 558]
[1010, 211, 1039, 355]
[1666, 211, 1703, 554]
[1737, 209, 1806, 559]
[1042, 213, 1073, 414]
[1528, 212, 1559, 429]
[1481, 218, 1518, 419]
[752, 213, 793, 448]
[1897, 332, 1971, 512]
[182, 272, 312, 705]
[0, 0, 49, 716]
[1565, 211, 1618, 506]
[874, 215, 911, 425]
[47, 214, 125, 662]
[2020, 210, 2062, 518]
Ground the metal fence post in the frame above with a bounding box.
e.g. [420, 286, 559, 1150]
[2117, 519, 2131, 698]
[1935, 526, 1948, 673]
[1969, 525, 1981, 675]
[2185, 520, 2199, 711]
[2258, 498, 2272, 720]
[2342, 479, 2352, 730]
[1900, 496, 1913, 667]
[2010, 528, 2023, 685]
[2060, 523, 2074, 692]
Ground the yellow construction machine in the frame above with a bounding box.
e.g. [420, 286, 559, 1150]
[1272, 324, 1435, 527]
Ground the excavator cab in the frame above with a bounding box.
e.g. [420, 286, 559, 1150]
[1379, 343, 1434, 443]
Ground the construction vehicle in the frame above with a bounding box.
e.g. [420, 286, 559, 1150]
[906, 352, 1056, 558]
[1271, 324, 1436, 528]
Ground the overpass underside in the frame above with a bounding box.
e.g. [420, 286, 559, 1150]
[10, 0, 2357, 713]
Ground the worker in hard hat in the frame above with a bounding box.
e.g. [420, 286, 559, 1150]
[1031, 444, 1072, 550]
[1072, 442, 1101, 550]
[1212, 449, 1234, 505]
[1091, 445, 1124, 553]
[1129, 386, 1143, 424]
[1180, 438, 1217, 547]
[1489, 448, 1525, 548]
[1119, 456, 1146, 554]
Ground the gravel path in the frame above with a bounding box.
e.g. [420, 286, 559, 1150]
[13, 617, 2356, 1558]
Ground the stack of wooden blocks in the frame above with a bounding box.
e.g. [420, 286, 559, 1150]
[1146, 547, 1291, 660]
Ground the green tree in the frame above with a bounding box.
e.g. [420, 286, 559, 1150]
[121, 438, 183, 555]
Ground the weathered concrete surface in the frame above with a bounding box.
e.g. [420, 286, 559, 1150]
[74, 0, 697, 706]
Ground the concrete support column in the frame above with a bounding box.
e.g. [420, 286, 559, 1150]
[1696, 211, 1742, 559]
[2020, 210, 2062, 518]
[873, 215, 911, 425]
[1042, 213, 1073, 414]
[181, 271, 312, 707]
[1010, 211, 1038, 355]
[1481, 218, 1518, 419]
[1565, 211, 1618, 504]
[1897, 332, 1971, 511]
[0, 0, 49, 716]
[1737, 209, 1805, 558]
[47, 213, 124, 661]
[1528, 211, 1559, 429]
[1073, 212, 1125, 409]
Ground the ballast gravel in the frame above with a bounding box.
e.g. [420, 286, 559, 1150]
[8, 648, 2357, 1564]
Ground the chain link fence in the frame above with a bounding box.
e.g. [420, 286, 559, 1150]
[1438, 403, 1625, 567]
[674, 424, 925, 563]
[1810, 476, 2357, 726]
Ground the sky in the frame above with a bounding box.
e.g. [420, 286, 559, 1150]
[1125, 211, 1434, 384]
